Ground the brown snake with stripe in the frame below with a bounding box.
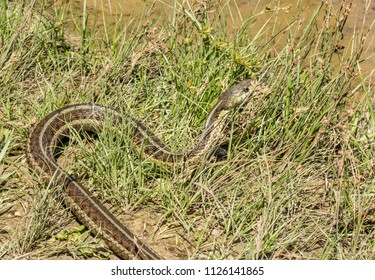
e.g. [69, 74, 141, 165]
[26, 79, 267, 259]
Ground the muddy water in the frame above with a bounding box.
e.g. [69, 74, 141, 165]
[47, 0, 373, 76]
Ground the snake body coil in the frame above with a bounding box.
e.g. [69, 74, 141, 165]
[26, 79, 265, 259]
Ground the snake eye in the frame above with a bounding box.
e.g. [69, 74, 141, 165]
[243, 87, 250, 93]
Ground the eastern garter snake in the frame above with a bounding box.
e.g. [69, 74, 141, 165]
[26, 79, 267, 259]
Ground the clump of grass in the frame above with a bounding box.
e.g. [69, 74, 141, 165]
[0, 0, 373, 259]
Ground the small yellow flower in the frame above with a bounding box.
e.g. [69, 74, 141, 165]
[184, 37, 193, 45]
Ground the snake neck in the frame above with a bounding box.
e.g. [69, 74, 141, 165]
[186, 101, 230, 164]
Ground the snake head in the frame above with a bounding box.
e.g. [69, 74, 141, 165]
[219, 79, 266, 109]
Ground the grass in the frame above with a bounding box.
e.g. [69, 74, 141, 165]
[0, 0, 374, 259]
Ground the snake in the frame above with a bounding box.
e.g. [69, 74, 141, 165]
[26, 79, 266, 259]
